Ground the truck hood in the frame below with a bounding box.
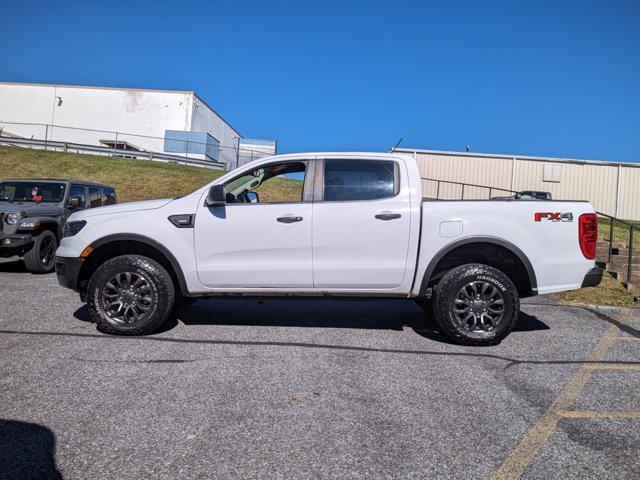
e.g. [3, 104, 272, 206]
[0, 202, 63, 217]
[74, 198, 174, 219]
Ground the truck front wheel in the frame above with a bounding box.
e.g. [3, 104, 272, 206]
[87, 255, 175, 335]
[433, 263, 519, 346]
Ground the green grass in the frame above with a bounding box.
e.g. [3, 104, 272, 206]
[0, 146, 300, 203]
[554, 271, 637, 307]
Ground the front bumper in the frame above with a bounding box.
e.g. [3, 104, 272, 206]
[0, 233, 33, 256]
[581, 267, 604, 288]
[0, 232, 32, 247]
[55, 255, 84, 291]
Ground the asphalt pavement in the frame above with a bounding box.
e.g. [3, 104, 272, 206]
[0, 257, 638, 480]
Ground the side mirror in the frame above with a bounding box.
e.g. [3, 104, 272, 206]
[246, 191, 259, 204]
[68, 196, 81, 208]
[205, 185, 226, 207]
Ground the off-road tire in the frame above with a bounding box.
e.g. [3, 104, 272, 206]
[87, 255, 175, 335]
[24, 230, 57, 273]
[433, 263, 519, 346]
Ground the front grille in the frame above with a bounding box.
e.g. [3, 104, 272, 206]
[0, 213, 4, 233]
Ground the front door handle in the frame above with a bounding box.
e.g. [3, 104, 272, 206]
[277, 215, 303, 223]
[375, 211, 401, 221]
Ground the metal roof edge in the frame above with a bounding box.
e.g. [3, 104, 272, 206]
[192, 93, 242, 138]
[3, 178, 114, 187]
[395, 147, 640, 168]
[0, 80, 195, 96]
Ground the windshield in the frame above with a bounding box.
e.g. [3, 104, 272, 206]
[0, 182, 66, 203]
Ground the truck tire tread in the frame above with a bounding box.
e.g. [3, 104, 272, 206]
[87, 255, 175, 335]
[433, 263, 520, 346]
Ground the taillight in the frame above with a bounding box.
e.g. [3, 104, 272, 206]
[579, 213, 598, 260]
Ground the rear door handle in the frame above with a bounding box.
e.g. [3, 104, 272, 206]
[375, 211, 401, 221]
[277, 215, 303, 223]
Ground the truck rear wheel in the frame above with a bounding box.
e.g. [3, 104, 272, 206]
[24, 230, 57, 273]
[433, 263, 519, 346]
[87, 255, 175, 335]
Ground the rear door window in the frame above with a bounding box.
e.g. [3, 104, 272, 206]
[69, 185, 87, 208]
[88, 187, 102, 208]
[323, 160, 398, 201]
[102, 189, 117, 205]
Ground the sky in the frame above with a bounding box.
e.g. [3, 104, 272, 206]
[0, 0, 638, 162]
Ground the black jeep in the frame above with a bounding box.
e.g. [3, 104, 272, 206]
[0, 179, 117, 273]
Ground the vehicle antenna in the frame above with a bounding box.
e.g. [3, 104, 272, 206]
[391, 137, 404, 152]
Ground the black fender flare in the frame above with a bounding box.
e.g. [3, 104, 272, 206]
[29, 216, 62, 237]
[418, 236, 538, 296]
[87, 233, 189, 295]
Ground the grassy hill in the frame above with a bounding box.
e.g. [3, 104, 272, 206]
[0, 146, 224, 202]
[0, 146, 304, 203]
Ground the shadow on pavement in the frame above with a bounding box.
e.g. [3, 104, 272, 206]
[413, 312, 549, 344]
[0, 419, 63, 480]
[74, 298, 549, 344]
[0, 258, 28, 273]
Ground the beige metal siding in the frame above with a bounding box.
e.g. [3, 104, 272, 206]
[619, 167, 640, 220]
[416, 153, 513, 200]
[407, 150, 640, 221]
[512, 160, 619, 215]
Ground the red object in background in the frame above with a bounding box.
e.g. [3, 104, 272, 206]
[579, 213, 598, 260]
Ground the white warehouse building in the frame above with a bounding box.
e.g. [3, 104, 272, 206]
[0, 81, 275, 168]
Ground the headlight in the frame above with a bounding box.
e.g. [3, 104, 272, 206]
[63, 220, 87, 238]
[19, 218, 41, 229]
[4, 213, 20, 225]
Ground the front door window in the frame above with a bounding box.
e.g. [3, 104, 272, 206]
[225, 161, 308, 204]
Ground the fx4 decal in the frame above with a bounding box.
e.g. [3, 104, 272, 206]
[535, 212, 573, 222]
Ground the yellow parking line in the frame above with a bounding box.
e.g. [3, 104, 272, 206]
[585, 364, 640, 371]
[490, 323, 619, 480]
[559, 411, 640, 419]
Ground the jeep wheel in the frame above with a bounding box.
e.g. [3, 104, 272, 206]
[433, 263, 519, 346]
[24, 230, 57, 273]
[87, 255, 175, 335]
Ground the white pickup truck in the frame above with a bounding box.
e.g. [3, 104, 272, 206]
[55, 152, 602, 345]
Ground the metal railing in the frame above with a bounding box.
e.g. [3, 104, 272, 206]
[421, 177, 519, 200]
[597, 211, 639, 283]
[0, 120, 275, 170]
[0, 135, 226, 169]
